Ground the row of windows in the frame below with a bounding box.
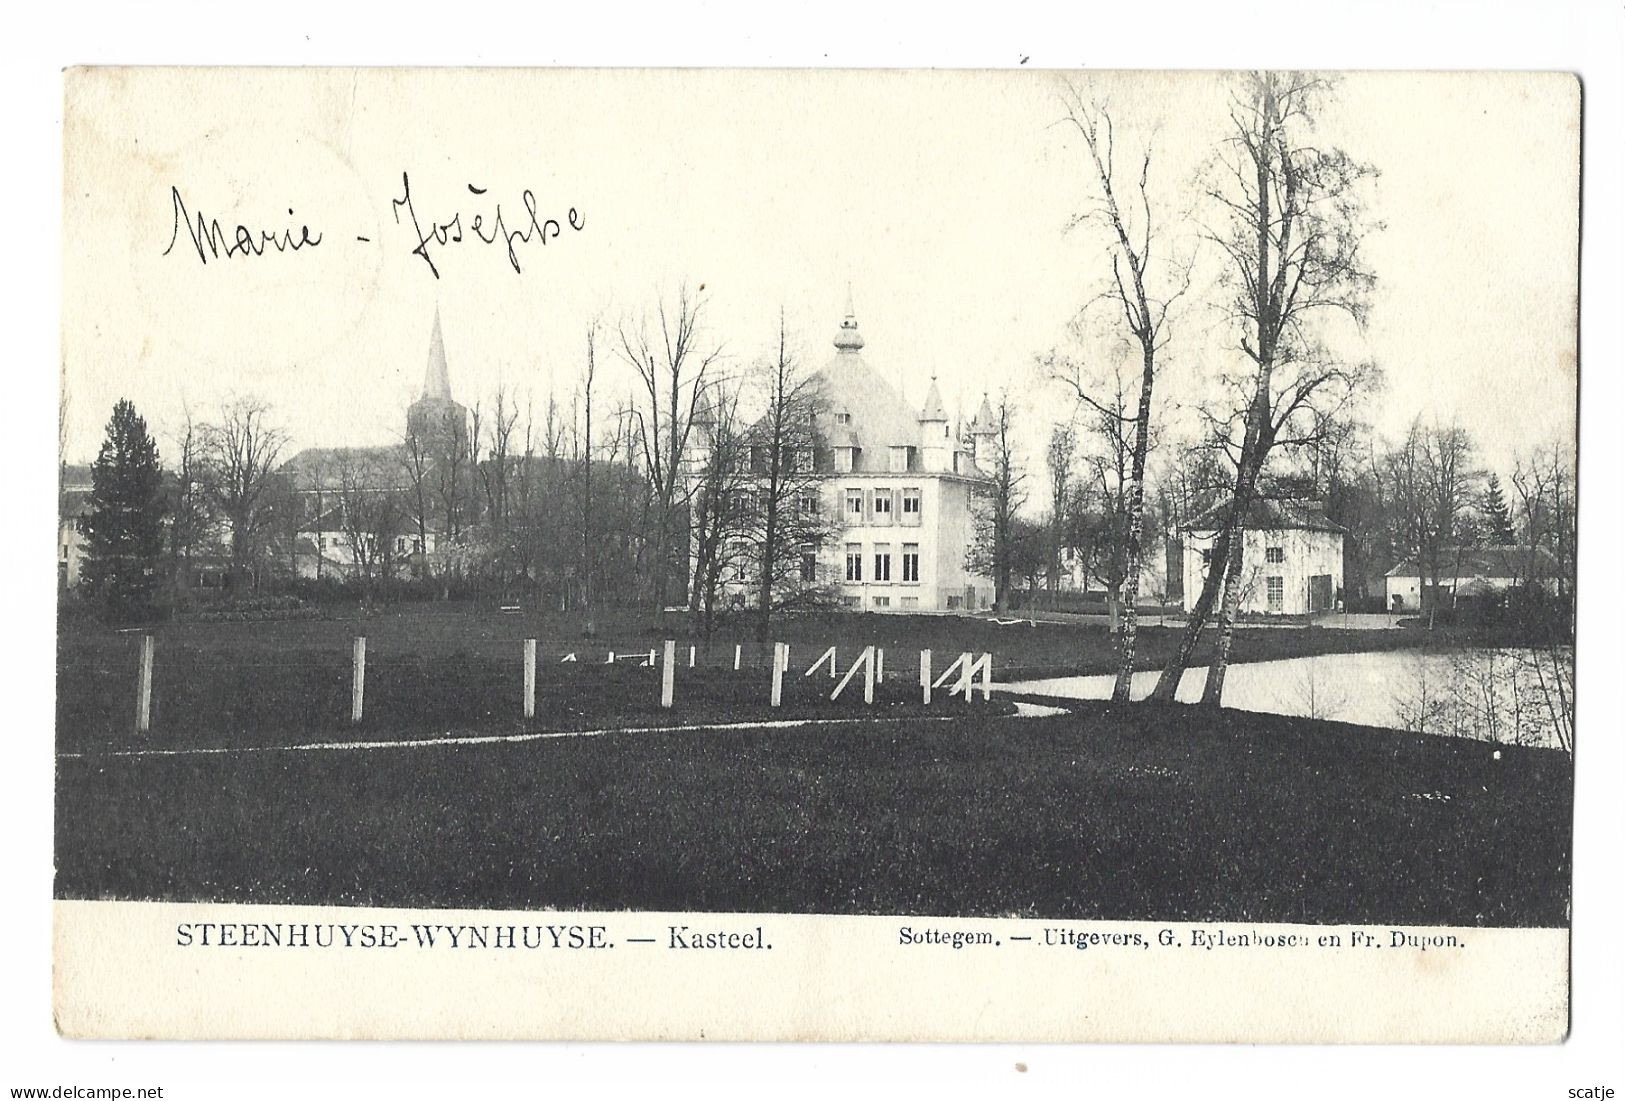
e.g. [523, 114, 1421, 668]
[843, 487, 923, 525]
[843, 542, 921, 584]
[842, 594, 922, 609]
[1200, 545, 1287, 566]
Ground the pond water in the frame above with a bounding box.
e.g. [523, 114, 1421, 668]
[1004, 647, 1573, 751]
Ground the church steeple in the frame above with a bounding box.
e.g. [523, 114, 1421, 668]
[833, 286, 865, 353]
[407, 307, 469, 446]
[423, 306, 454, 402]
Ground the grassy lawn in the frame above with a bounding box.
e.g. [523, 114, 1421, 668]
[57, 604, 1453, 748]
[54, 702, 1571, 926]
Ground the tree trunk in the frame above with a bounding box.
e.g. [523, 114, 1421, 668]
[757, 503, 777, 643]
[1149, 519, 1236, 702]
[1200, 518, 1247, 706]
[1110, 341, 1158, 702]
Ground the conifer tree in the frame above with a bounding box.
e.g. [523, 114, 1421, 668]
[1483, 472, 1516, 545]
[81, 399, 166, 621]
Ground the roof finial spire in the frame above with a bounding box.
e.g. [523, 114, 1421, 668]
[834, 285, 864, 352]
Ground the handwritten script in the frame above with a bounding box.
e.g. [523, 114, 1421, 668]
[161, 175, 586, 279]
[392, 173, 586, 279]
[163, 186, 323, 263]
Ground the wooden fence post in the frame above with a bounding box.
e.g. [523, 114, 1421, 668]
[920, 649, 932, 705]
[351, 636, 366, 725]
[523, 639, 537, 719]
[134, 634, 154, 734]
[662, 640, 676, 708]
[863, 645, 875, 704]
[688, 645, 696, 668]
[876, 647, 885, 684]
[734, 643, 741, 671]
[771, 642, 786, 707]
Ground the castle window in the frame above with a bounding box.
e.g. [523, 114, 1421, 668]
[845, 489, 865, 518]
[845, 543, 863, 582]
[872, 489, 893, 524]
[902, 543, 920, 583]
[800, 544, 817, 583]
[901, 488, 922, 525]
[1266, 546, 1285, 564]
[874, 544, 892, 582]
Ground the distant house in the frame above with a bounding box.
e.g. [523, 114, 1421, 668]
[1384, 545, 1560, 612]
[1050, 544, 1169, 605]
[58, 463, 94, 590]
[1177, 497, 1346, 616]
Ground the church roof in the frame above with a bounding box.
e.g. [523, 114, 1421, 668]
[280, 445, 402, 484]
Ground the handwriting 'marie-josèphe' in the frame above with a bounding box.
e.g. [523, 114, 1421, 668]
[161, 175, 585, 279]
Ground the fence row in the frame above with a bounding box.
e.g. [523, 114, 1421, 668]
[125, 635, 996, 735]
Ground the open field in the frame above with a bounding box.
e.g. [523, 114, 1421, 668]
[54, 702, 1571, 925]
[57, 605, 1463, 749]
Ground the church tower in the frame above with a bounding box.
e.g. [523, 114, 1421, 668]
[406, 307, 470, 449]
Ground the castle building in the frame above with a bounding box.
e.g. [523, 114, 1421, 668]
[693, 301, 997, 613]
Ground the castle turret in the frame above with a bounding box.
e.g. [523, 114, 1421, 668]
[969, 392, 998, 470]
[918, 376, 951, 472]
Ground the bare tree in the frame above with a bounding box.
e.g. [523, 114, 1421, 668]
[1072, 359, 1139, 633]
[580, 322, 599, 633]
[688, 382, 755, 638]
[1043, 421, 1076, 594]
[165, 407, 211, 607]
[474, 383, 523, 594]
[1057, 87, 1194, 701]
[1512, 439, 1577, 608]
[965, 392, 1027, 611]
[201, 397, 288, 596]
[1150, 72, 1379, 705]
[616, 285, 725, 623]
[334, 449, 404, 605]
[750, 311, 834, 639]
[1386, 418, 1478, 627]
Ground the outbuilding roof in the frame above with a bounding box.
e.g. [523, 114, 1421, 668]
[1180, 496, 1347, 535]
[1385, 545, 1559, 580]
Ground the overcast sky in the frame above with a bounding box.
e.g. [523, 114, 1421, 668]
[62, 69, 1578, 485]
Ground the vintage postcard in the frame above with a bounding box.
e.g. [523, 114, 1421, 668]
[54, 67, 1578, 1041]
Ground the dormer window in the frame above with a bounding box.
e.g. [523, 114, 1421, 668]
[835, 412, 852, 425]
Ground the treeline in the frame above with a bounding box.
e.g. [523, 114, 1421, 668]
[69, 291, 840, 638]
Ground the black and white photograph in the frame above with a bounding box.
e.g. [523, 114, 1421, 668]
[47, 63, 1584, 1045]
